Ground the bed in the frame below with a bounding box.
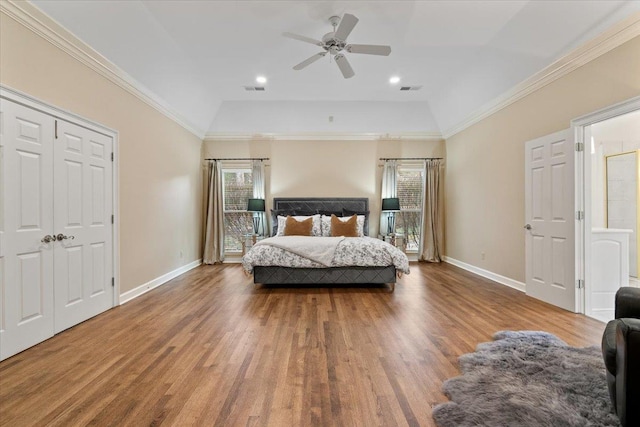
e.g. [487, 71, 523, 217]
[241, 197, 410, 290]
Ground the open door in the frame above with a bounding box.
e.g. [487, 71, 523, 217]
[525, 129, 577, 311]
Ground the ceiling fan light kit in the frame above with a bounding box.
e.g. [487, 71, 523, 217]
[283, 13, 392, 79]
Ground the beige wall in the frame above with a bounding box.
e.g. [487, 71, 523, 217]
[203, 138, 445, 236]
[1, 12, 203, 294]
[7, 4, 636, 293]
[445, 35, 640, 283]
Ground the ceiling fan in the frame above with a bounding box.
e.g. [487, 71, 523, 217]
[283, 13, 392, 79]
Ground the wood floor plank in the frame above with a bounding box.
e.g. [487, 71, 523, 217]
[0, 262, 605, 426]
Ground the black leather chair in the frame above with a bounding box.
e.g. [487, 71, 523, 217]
[602, 287, 640, 426]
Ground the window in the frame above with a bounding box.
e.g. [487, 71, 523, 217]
[396, 165, 424, 252]
[222, 168, 253, 253]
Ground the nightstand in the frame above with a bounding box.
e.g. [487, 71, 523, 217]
[378, 234, 406, 253]
[242, 234, 265, 255]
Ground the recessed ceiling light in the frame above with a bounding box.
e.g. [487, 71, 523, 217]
[389, 76, 400, 84]
[256, 76, 267, 84]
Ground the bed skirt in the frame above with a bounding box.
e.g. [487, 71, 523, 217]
[253, 265, 396, 285]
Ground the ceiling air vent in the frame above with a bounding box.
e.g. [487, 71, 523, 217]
[244, 86, 266, 91]
[400, 85, 422, 91]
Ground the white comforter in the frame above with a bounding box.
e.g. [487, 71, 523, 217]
[242, 236, 410, 274]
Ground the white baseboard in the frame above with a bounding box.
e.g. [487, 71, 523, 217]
[443, 256, 526, 293]
[119, 259, 202, 304]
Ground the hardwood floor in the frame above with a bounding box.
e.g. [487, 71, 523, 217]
[0, 262, 605, 426]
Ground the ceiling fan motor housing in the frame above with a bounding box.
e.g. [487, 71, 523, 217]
[322, 32, 346, 55]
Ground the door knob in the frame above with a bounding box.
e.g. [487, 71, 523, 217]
[524, 224, 532, 230]
[41, 235, 54, 243]
[56, 233, 75, 241]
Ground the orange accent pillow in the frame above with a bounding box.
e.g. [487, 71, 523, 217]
[284, 216, 313, 236]
[330, 214, 358, 237]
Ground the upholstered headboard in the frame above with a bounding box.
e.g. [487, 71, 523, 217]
[272, 197, 369, 236]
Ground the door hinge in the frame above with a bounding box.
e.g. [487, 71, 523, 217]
[575, 142, 584, 152]
[54, 120, 58, 139]
[576, 279, 584, 289]
[576, 210, 584, 220]
[111, 214, 114, 224]
[112, 277, 115, 287]
[111, 152, 114, 161]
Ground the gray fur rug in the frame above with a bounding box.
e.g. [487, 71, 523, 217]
[432, 330, 620, 427]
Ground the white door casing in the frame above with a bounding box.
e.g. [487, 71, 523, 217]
[0, 100, 55, 359]
[525, 129, 576, 312]
[54, 120, 113, 333]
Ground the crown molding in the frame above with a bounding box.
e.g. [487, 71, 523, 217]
[442, 11, 640, 139]
[203, 132, 443, 142]
[1, 0, 205, 139]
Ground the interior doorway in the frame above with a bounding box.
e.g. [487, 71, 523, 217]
[591, 112, 640, 285]
[573, 98, 640, 322]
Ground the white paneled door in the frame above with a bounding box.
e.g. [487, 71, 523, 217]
[0, 97, 114, 360]
[54, 120, 113, 333]
[524, 129, 576, 312]
[0, 100, 55, 359]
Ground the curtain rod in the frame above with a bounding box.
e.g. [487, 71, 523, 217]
[204, 157, 269, 161]
[379, 157, 443, 160]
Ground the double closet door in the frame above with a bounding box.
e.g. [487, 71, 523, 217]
[0, 98, 114, 361]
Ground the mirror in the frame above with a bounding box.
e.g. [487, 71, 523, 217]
[606, 150, 639, 278]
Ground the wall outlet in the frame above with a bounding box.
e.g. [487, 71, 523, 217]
[481, 252, 485, 260]
[180, 250, 183, 258]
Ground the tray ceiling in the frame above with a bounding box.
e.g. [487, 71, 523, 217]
[30, 0, 640, 136]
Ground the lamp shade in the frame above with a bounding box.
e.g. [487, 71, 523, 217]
[381, 197, 400, 211]
[247, 198, 265, 212]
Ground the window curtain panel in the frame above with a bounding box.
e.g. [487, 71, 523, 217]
[203, 160, 225, 264]
[419, 159, 444, 262]
[252, 160, 266, 235]
[252, 160, 265, 199]
[380, 160, 398, 236]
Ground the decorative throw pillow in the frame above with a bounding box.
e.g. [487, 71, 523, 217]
[322, 214, 365, 236]
[352, 215, 366, 236]
[320, 215, 333, 237]
[271, 209, 296, 236]
[330, 214, 359, 237]
[284, 216, 313, 236]
[277, 214, 321, 236]
[342, 209, 368, 235]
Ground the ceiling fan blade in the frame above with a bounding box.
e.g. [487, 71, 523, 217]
[335, 54, 355, 79]
[346, 44, 391, 56]
[334, 13, 358, 41]
[293, 52, 327, 70]
[282, 32, 323, 46]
